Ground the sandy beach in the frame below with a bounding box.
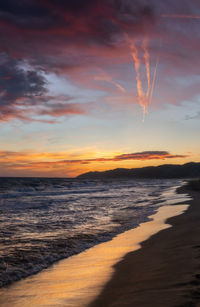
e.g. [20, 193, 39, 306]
[90, 186, 200, 307]
[0, 185, 189, 307]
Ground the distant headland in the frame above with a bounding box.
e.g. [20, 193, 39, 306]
[77, 162, 200, 179]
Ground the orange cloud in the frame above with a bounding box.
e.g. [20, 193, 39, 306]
[0, 150, 188, 169]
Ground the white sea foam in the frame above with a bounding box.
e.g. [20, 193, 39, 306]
[0, 178, 190, 287]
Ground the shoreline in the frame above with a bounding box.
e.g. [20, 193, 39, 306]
[0, 179, 184, 290]
[0, 188, 189, 306]
[89, 186, 200, 307]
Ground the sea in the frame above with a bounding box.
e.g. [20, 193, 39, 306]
[0, 177, 190, 288]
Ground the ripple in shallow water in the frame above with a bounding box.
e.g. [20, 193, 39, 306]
[0, 178, 190, 287]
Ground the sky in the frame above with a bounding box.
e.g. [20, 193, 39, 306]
[0, 0, 200, 177]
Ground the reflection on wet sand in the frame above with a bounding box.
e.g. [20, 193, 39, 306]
[0, 204, 188, 307]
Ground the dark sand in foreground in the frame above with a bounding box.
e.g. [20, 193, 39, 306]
[90, 187, 200, 307]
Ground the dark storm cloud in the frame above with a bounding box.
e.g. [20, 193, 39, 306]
[0, 0, 154, 25]
[0, 0, 198, 73]
[0, 0, 156, 49]
[0, 0, 158, 102]
[42, 0, 94, 13]
[0, 0, 57, 29]
[0, 54, 88, 122]
[0, 54, 47, 106]
[0, 53, 48, 121]
[0, 0, 199, 56]
[0, 0, 200, 123]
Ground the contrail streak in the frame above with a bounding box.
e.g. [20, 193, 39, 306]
[142, 39, 151, 99]
[149, 57, 159, 106]
[130, 43, 144, 98]
[124, 33, 157, 121]
[112, 81, 126, 93]
[130, 41, 147, 119]
[94, 71, 126, 93]
[161, 14, 200, 19]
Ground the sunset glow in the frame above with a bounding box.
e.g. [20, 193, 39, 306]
[0, 0, 199, 177]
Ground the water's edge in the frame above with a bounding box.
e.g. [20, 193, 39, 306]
[0, 202, 189, 307]
[0, 179, 190, 289]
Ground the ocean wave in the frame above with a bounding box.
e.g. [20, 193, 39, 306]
[0, 178, 190, 288]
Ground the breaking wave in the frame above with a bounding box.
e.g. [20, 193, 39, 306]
[0, 177, 190, 287]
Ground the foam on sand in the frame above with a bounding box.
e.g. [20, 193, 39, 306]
[0, 204, 188, 307]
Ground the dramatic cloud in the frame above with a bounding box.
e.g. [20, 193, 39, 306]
[0, 149, 191, 176]
[0, 150, 188, 168]
[0, 54, 46, 103]
[112, 151, 187, 161]
[0, 0, 200, 123]
[0, 54, 47, 121]
[0, 1, 199, 178]
[0, 0, 155, 41]
[52, 151, 188, 164]
[0, 54, 89, 122]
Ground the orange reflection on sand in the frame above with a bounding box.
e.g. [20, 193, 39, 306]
[0, 204, 188, 307]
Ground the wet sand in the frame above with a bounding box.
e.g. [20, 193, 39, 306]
[89, 187, 200, 307]
[0, 202, 188, 306]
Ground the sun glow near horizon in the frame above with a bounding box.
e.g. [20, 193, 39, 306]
[0, 148, 195, 177]
[0, 0, 200, 176]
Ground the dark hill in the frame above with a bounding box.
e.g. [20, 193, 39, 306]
[77, 162, 200, 179]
